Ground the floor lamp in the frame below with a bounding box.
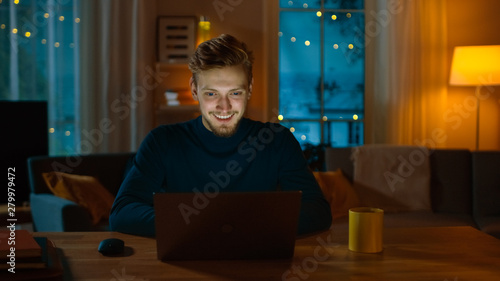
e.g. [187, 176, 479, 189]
[449, 45, 500, 150]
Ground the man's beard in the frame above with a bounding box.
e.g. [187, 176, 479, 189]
[204, 112, 241, 138]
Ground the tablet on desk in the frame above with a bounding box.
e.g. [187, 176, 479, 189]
[154, 191, 302, 261]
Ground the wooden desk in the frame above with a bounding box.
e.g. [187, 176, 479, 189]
[30, 226, 500, 280]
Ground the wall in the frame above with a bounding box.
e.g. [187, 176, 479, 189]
[446, 0, 500, 150]
[156, 0, 268, 122]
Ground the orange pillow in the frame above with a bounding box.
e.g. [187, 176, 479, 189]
[313, 169, 360, 220]
[42, 172, 115, 225]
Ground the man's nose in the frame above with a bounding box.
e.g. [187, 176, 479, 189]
[217, 95, 231, 111]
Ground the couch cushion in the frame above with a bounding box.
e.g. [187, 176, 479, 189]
[429, 149, 472, 214]
[351, 145, 432, 213]
[472, 151, 500, 218]
[28, 153, 135, 195]
[313, 170, 360, 220]
[42, 172, 115, 225]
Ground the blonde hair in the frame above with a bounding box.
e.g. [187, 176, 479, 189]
[189, 34, 254, 87]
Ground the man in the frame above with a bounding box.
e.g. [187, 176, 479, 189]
[109, 34, 332, 237]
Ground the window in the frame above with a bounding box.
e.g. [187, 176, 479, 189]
[0, 0, 79, 155]
[278, 0, 365, 147]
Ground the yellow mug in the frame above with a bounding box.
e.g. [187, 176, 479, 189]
[348, 207, 384, 253]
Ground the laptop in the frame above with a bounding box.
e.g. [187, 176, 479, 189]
[154, 191, 302, 261]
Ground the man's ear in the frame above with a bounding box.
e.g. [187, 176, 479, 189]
[190, 76, 198, 101]
[248, 78, 254, 100]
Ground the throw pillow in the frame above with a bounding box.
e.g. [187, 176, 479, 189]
[351, 145, 432, 213]
[42, 172, 115, 225]
[313, 169, 360, 220]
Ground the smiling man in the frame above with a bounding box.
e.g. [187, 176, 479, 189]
[109, 34, 332, 237]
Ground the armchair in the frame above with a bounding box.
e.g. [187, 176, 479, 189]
[27, 153, 135, 232]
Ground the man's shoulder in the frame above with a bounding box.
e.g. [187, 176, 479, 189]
[243, 118, 295, 143]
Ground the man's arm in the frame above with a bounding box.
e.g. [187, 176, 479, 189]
[277, 130, 332, 235]
[109, 130, 166, 237]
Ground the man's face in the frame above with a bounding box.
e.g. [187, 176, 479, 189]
[191, 65, 252, 137]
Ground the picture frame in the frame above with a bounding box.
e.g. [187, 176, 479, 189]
[157, 16, 196, 64]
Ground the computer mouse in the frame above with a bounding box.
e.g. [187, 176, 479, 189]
[98, 238, 125, 256]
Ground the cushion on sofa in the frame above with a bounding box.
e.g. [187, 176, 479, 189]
[429, 149, 472, 214]
[313, 169, 360, 220]
[42, 172, 115, 225]
[351, 145, 432, 213]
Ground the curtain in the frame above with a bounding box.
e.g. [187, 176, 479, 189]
[79, 0, 157, 154]
[365, 0, 449, 147]
[0, 0, 80, 155]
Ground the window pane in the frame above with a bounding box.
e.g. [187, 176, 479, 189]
[281, 121, 321, 147]
[0, 0, 79, 155]
[323, 11, 364, 121]
[279, 0, 321, 9]
[279, 11, 321, 119]
[324, 0, 364, 9]
[325, 121, 363, 147]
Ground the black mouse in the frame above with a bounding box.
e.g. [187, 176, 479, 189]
[98, 238, 125, 256]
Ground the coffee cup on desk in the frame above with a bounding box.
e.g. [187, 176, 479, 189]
[348, 207, 384, 253]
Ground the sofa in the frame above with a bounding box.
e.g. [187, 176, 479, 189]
[28, 153, 135, 232]
[321, 145, 500, 239]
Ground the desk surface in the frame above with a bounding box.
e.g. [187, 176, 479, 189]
[31, 226, 500, 280]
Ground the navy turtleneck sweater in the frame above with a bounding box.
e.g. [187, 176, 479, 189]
[109, 116, 332, 237]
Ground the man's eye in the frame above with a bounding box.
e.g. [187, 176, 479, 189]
[206, 92, 215, 96]
[232, 92, 242, 96]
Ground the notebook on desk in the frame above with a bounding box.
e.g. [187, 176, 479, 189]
[154, 191, 302, 261]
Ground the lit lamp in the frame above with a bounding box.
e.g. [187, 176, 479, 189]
[449, 45, 500, 150]
[197, 16, 211, 46]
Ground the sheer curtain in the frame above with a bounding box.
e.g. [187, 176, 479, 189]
[365, 0, 449, 146]
[79, 0, 157, 154]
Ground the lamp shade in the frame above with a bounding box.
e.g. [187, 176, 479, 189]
[449, 45, 500, 86]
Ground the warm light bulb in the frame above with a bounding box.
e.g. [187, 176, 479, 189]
[305, 40, 311, 46]
[353, 114, 359, 120]
[278, 115, 284, 121]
